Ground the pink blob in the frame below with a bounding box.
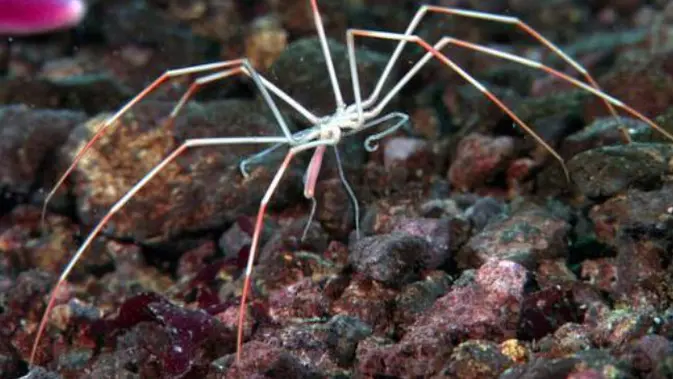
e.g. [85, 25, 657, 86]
[0, 0, 86, 35]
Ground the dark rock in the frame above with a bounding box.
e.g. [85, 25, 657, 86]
[225, 340, 322, 379]
[535, 259, 577, 288]
[589, 184, 672, 308]
[560, 116, 655, 159]
[393, 270, 452, 335]
[0, 105, 85, 201]
[0, 339, 22, 379]
[314, 177, 356, 239]
[324, 315, 372, 367]
[255, 217, 338, 293]
[13, 366, 60, 379]
[585, 50, 673, 120]
[569, 143, 673, 198]
[348, 232, 432, 287]
[622, 334, 673, 376]
[389, 217, 456, 269]
[0, 75, 132, 115]
[518, 287, 579, 341]
[218, 215, 277, 261]
[464, 196, 506, 232]
[589, 183, 673, 248]
[458, 207, 570, 269]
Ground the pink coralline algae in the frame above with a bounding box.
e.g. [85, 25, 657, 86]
[0, 0, 86, 35]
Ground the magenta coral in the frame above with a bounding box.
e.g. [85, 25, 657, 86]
[0, 0, 86, 35]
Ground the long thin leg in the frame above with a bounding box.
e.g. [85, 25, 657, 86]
[40, 59, 320, 233]
[239, 143, 285, 178]
[309, 0, 345, 110]
[300, 144, 327, 240]
[39, 60, 243, 232]
[239, 127, 326, 179]
[29, 135, 290, 366]
[342, 112, 410, 148]
[347, 29, 570, 180]
[332, 146, 360, 239]
[362, 112, 410, 152]
[170, 61, 319, 127]
[299, 144, 363, 241]
[297, 113, 408, 242]
[358, 5, 620, 123]
[429, 37, 673, 142]
[237, 139, 336, 362]
[364, 34, 673, 143]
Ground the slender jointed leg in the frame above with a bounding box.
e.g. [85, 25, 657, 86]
[236, 139, 337, 362]
[29, 135, 290, 366]
[39, 60, 243, 232]
[239, 143, 285, 178]
[427, 36, 673, 142]
[347, 29, 571, 180]
[39, 59, 319, 234]
[309, 0, 345, 110]
[357, 5, 621, 124]
[342, 112, 410, 149]
[332, 146, 361, 239]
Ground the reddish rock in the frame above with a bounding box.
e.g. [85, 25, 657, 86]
[331, 278, 396, 336]
[458, 207, 570, 269]
[448, 133, 516, 192]
[537, 322, 592, 358]
[591, 308, 655, 351]
[267, 278, 331, 326]
[356, 260, 529, 377]
[580, 258, 618, 294]
[382, 137, 432, 173]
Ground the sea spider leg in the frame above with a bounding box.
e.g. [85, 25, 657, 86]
[29, 135, 291, 366]
[431, 37, 673, 142]
[239, 143, 286, 178]
[39, 60, 242, 232]
[300, 112, 410, 239]
[236, 138, 338, 362]
[39, 58, 321, 233]
[352, 32, 673, 146]
[310, 0, 345, 110]
[358, 6, 622, 126]
[347, 29, 571, 180]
